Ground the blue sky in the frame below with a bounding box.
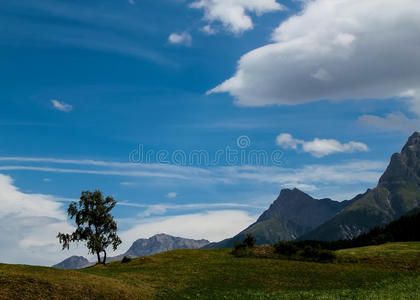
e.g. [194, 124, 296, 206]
[0, 0, 419, 265]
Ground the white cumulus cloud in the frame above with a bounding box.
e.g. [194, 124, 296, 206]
[276, 133, 369, 157]
[209, 0, 420, 110]
[168, 32, 192, 46]
[190, 0, 284, 35]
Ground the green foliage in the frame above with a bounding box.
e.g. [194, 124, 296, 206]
[316, 249, 336, 262]
[300, 246, 336, 263]
[231, 233, 256, 257]
[296, 208, 420, 252]
[243, 233, 256, 248]
[301, 245, 318, 258]
[233, 241, 246, 251]
[272, 208, 420, 263]
[273, 242, 336, 262]
[274, 241, 298, 256]
[57, 190, 122, 265]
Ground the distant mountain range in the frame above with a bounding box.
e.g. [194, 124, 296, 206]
[55, 132, 420, 262]
[53, 234, 209, 269]
[209, 132, 420, 247]
[124, 233, 209, 257]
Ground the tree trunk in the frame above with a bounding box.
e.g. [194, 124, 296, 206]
[96, 250, 101, 265]
[102, 250, 107, 265]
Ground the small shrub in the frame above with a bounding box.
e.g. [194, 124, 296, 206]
[274, 241, 298, 256]
[121, 256, 132, 264]
[231, 246, 253, 257]
[300, 246, 336, 262]
[301, 245, 318, 259]
[233, 241, 246, 250]
[317, 250, 336, 263]
[243, 233, 256, 248]
[231, 234, 256, 257]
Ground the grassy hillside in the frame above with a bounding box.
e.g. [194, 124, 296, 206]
[2, 243, 420, 299]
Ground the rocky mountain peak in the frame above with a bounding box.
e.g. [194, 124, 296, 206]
[401, 132, 420, 166]
[257, 188, 346, 229]
[405, 131, 420, 146]
[52, 256, 91, 269]
[125, 234, 209, 257]
[278, 188, 310, 199]
[302, 132, 420, 241]
[379, 132, 420, 186]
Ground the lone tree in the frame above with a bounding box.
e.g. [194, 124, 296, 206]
[57, 190, 122, 265]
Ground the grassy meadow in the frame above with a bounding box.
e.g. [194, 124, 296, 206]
[1, 242, 420, 299]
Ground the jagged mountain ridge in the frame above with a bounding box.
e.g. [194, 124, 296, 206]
[209, 132, 420, 246]
[125, 233, 209, 257]
[53, 234, 209, 269]
[205, 189, 352, 248]
[300, 132, 420, 241]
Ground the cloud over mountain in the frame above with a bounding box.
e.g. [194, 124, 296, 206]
[209, 0, 420, 110]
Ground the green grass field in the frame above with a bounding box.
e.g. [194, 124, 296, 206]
[2, 242, 420, 299]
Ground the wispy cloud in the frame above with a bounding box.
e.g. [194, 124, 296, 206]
[166, 192, 177, 199]
[138, 205, 167, 217]
[0, 156, 386, 191]
[55, 196, 264, 214]
[51, 100, 73, 112]
[358, 91, 420, 133]
[0, 165, 192, 180]
[119, 201, 263, 210]
[358, 112, 420, 134]
[201, 25, 217, 35]
[0, 121, 55, 127]
[0, 1, 169, 64]
[133, 202, 262, 218]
